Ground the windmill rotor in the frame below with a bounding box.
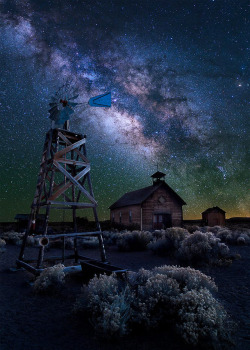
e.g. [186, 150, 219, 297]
[48, 82, 111, 129]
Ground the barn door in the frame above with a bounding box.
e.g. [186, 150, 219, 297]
[153, 214, 172, 229]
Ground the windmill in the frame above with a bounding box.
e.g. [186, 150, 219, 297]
[17, 84, 113, 275]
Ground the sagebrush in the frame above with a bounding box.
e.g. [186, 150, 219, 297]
[75, 266, 235, 348]
[149, 227, 189, 255]
[117, 231, 152, 251]
[33, 264, 65, 294]
[177, 231, 231, 266]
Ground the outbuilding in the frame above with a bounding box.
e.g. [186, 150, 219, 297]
[202, 206, 226, 226]
[109, 172, 186, 230]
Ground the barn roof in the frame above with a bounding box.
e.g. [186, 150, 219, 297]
[109, 182, 186, 210]
[202, 206, 226, 214]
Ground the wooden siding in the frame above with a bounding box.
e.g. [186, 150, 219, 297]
[141, 187, 183, 230]
[202, 211, 225, 226]
[110, 186, 184, 230]
[110, 205, 141, 227]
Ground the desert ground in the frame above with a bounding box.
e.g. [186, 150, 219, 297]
[0, 241, 249, 350]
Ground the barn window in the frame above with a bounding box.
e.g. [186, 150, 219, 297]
[119, 212, 122, 224]
[159, 215, 163, 223]
[112, 213, 114, 222]
[129, 210, 132, 223]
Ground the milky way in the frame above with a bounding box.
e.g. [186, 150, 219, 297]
[0, 0, 249, 221]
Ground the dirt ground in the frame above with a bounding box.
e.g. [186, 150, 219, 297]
[0, 244, 249, 350]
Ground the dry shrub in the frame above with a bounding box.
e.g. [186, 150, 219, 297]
[215, 228, 250, 245]
[117, 231, 152, 251]
[177, 231, 230, 266]
[33, 264, 65, 294]
[0, 238, 6, 253]
[149, 227, 189, 255]
[75, 266, 235, 348]
[152, 265, 217, 292]
[75, 274, 132, 336]
[184, 225, 200, 233]
[102, 231, 122, 245]
[177, 288, 234, 348]
[0, 231, 24, 245]
[190, 226, 250, 245]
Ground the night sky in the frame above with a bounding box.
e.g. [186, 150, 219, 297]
[0, 0, 249, 222]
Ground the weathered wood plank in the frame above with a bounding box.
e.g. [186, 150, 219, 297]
[48, 201, 95, 208]
[16, 259, 43, 275]
[53, 161, 97, 204]
[53, 158, 89, 166]
[54, 138, 85, 159]
[49, 166, 90, 201]
[34, 231, 101, 239]
[57, 132, 89, 163]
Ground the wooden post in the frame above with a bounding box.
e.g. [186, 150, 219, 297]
[62, 236, 65, 263]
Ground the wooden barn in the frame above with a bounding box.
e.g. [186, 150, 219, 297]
[202, 206, 226, 226]
[109, 171, 186, 230]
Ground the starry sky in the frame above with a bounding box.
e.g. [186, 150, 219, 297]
[0, 0, 249, 222]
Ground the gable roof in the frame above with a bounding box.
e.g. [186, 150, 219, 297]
[202, 206, 226, 214]
[109, 181, 186, 210]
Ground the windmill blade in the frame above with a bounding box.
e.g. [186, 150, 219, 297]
[49, 102, 58, 107]
[88, 92, 111, 107]
[50, 96, 59, 102]
[65, 106, 74, 115]
[68, 94, 79, 101]
[48, 106, 59, 114]
[49, 109, 60, 121]
[68, 102, 78, 108]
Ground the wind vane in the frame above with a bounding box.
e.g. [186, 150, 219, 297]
[48, 83, 111, 128]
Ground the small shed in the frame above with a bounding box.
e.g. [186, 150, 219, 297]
[202, 206, 226, 226]
[109, 172, 186, 230]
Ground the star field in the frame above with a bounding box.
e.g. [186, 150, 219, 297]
[0, 0, 249, 221]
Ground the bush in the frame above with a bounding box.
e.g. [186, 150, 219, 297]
[76, 274, 132, 336]
[102, 231, 122, 245]
[0, 238, 6, 253]
[76, 266, 234, 348]
[184, 225, 200, 234]
[0, 231, 24, 245]
[33, 264, 65, 294]
[152, 265, 217, 293]
[189, 226, 250, 245]
[177, 287, 234, 348]
[117, 231, 152, 251]
[149, 227, 189, 256]
[177, 231, 230, 266]
[215, 228, 250, 245]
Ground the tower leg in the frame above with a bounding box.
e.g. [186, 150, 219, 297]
[83, 142, 107, 262]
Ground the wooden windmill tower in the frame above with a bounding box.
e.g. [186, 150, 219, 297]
[17, 87, 112, 275]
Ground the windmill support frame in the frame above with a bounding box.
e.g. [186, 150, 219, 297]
[17, 128, 107, 275]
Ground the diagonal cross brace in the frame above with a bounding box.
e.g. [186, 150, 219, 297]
[49, 165, 90, 201]
[57, 131, 89, 163]
[53, 161, 97, 205]
[55, 138, 85, 159]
